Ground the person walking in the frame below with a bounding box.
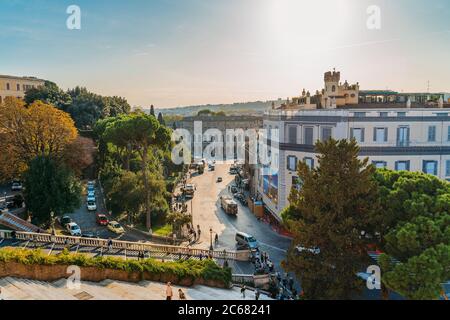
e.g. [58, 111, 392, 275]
[108, 238, 113, 251]
[214, 234, 219, 245]
[178, 289, 186, 300]
[289, 277, 294, 291]
[240, 285, 246, 299]
[166, 282, 173, 300]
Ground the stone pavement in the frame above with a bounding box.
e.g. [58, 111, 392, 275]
[0, 277, 272, 300]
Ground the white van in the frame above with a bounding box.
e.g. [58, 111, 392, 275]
[235, 232, 259, 249]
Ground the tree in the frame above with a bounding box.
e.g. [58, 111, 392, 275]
[24, 81, 72, 111]
[0, 97, 78, 180]
[373, 170, 450, 299]
[150, 105, 155, 117]
[107, 170, 145, 223]
[23, 156, 81, 224]
[63, 136, 96, 176]
[282, 139, 379, 299]
[157, 112, 165, 125]
[103, 112, 171, 230]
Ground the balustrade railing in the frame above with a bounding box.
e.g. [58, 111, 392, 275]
[0, 230, 251, 261]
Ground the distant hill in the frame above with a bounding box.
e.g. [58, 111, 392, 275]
[143, 99, 286, 117]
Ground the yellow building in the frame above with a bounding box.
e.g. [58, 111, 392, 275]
[0, 74, 45, 104]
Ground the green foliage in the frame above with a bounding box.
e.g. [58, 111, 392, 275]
[197, 109, 227, 117]
[24, 81, 72, 111]
[374, 170, 450, 299]
[23, 156, 81, 225]
[283, 139, 379, 299]
[25, 84, 130, 130]
[0, 248, 232, 286]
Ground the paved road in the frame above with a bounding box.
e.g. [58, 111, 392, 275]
[187, 164, 293, 276]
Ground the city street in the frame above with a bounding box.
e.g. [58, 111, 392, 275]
[187, 164, 293, 275]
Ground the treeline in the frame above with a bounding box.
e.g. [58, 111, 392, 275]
[24, 81, 131, 130]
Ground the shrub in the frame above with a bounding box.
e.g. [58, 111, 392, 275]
[0, 248, 231, 286]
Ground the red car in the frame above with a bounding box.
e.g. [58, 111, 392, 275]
[96, 214, 109, 226]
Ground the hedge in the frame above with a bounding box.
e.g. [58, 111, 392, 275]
[0, 248, 232, 286]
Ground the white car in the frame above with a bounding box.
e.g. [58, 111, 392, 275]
[67, 222, 82, 236]
[11, 182, 22, 191]
[87, 195, 96, 203]
[87, 190, 95, 197]
[87, 200, 97, 211]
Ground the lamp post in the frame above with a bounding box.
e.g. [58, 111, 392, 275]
[209, 227, 214, 251]
[50, 211, 55, 235]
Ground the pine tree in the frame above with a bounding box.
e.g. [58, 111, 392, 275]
[282, 139, 379, 299]
[150, 105, 155, 117]
[157, 112, 165, 125]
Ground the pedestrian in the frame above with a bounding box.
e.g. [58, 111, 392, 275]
[108, 238, 113, 251]
[223, 260, 229, 268]
[240, 285, 246, 299]
[199, 253, 203, 261]
[166, 282, 173, 300]
[178, 288, 186, 300]
[214, 234, 219, 245]
[255, 288, 260, 301]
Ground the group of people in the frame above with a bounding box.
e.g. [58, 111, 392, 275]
[165, 282, 186, 300]
[275, 272, 299, 300]
[240, 285, 262, 300]
[252, 250, 275, 274]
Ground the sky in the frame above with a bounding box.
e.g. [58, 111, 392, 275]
[1, 0, 450, 108]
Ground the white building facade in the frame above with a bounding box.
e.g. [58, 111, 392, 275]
[255, 108, 450, 219]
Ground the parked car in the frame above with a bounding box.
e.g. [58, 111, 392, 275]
[96, 214, 109, 226]
[230, 186, 238, 194]
[217, 177, 223, 183]
[58, 215, 72, 228]
[235, 232, 259, 250]
[87, 190, 95, 197]
[11, 182, 22, 191]
[87, 200, 97, 211]
[66, 222, 82, 236]
[82, 231, 98, 238]
[87, 195, 96, 203]
[108, 221, 125, 234]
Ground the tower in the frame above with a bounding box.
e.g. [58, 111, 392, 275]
[324, 68, 340, 97]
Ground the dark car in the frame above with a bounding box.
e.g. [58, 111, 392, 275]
[82, 231, 98, 238]
[59, 216, 72, 228]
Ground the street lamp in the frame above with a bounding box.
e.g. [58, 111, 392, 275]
[209, 227, 214, 251]
[50, 211, 55, 235]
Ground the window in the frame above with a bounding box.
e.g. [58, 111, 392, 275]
[287, 125, 297, 144]
[379, 112, 389, 117]
[304, 127, 314, 145]
[446, 160, 450, 176]
[372, 161, 387, 169]
[423, 161, 438, 176]
[332, 85, 336, 92]
[6, 83, 10, 90]
[287, 156, 297, 171]
[16, 84, 20, 91]
[354, 112, 366, 118]
[428, 126, 436, 142]
[397, 126, 410, 147]
[374, 128, 388, 143]
[304, 157, 314, 169]
[321, 127, 332, 142]
[350, 128, 365, 143]
[397, 112, 406, 117]
[395, 161, 410, 171]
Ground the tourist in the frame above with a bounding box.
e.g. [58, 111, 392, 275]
[241, 285, 246, 299]
[108, 238, 113, 251]
[215, 234, 219, 245]
[178, 289, 186, 300]
[223, 260, 229, 268]
[166, 282, 173, 300]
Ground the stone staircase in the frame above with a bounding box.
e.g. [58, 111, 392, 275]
[0, 277, 272, 300]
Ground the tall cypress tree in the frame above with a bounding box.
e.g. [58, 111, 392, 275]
[282, 139, 379, 299]
[150, 105, 155, 117]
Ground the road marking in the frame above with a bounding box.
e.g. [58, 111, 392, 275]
[258, 242, 287, 253]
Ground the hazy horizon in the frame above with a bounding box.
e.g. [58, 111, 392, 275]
[1, 0, 450, 109]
